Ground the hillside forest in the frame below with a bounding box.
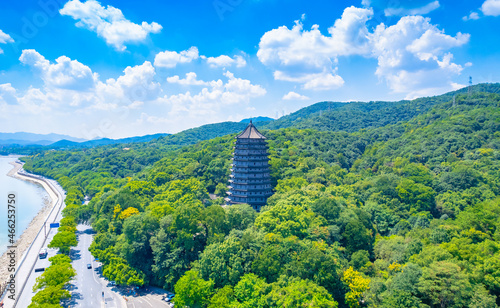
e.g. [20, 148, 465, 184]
[21, 84, 500, 307]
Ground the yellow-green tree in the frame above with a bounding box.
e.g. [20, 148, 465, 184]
[119, 207, 139, 220]
[342, 267, 370, 308]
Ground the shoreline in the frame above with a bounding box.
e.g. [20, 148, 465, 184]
[0, 161, 57, 286]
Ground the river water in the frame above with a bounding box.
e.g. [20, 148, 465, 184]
[0, 156, 49, 255]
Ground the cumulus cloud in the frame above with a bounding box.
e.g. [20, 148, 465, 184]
[0, 29, 14, 54]
[481, 0, 500, 16]
[258, 6, 469, 97]
[371, 16, 469, 97]
[205, 55, 247, 68]
[304, 74, 345, 90]
[15, 49, 161, 113]
[384, 1, 440, 16]
[167, 72, 208, 86]
[154, 47, 199, 68]
[463, 12, 480, 21]
[99, 61, 161, 106]
[257, 7, 372, 90]
[60, 0, 162, 51]
[282, 91, 309, 100]
[0, 84, 18, 105]
[20, 49, 98, 91]
[4, 48, 269, 138]
[158, 70, 266, 118]
[464, 0, 500, 20]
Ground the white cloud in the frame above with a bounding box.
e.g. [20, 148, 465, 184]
[20, 49, 98, 91]
[362, 0, 371, 7]
[60, 0, 162, 51]
[481, 0, 500, 16]
[0, 29, 14, 54]
[258, 6, 469, 97]
[154, 47, 199, 68]
[371, 16, 469, 98]
[167, 72, 208, 86]
[384, 1, 440, 16]
[3, 48, 272, 138]
[14, 49, 161, 113]
[282, 91, 309, 100]
[304, 73, 345, 90]
[158, 71, 266, 118]
[463, 12, 480, 21]
[0, 84, 18, 105]
[206, 55, 247, 68]
[257, 7, 372, 90]
[99, 61, 161, 106]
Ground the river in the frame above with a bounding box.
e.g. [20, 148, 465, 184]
[0, 156, 49, 255]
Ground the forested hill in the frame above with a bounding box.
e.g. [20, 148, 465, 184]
[264, 83, 500, 132]
[21, 86, 500, 307]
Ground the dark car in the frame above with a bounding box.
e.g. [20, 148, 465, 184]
[87, 264, 92, 269]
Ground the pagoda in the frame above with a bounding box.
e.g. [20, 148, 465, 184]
[226, 121, 273, 211]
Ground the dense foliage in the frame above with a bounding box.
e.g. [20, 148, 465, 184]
[28, 254, 75, 308]
[21, 84, 500, 307]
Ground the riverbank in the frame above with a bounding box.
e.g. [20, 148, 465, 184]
[0, 162, 56, 288]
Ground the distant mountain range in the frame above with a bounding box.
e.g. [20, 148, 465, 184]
[0, 132, 170, 149]
[0, 132, 86, 145]
[2, 83, 499, 153]
[49, 133, 170, 149]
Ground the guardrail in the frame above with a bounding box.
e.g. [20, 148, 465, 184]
[0, 163, 65, 307]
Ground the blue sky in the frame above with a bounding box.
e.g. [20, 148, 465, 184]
[0, 0, 499, 139]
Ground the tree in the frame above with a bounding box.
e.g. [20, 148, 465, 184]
[28, 285, 70, 307]
[174, 270, 214, 308]
[208, 285, 236, 308]
[48, 254, 72, 265]
[33, 262, 75, 291]
[255, 203, 325, 239]
[342, 267, 370, 308]
[233, 273, 268, 305]
[197, 236, 246, 288]
[396, 179, 436, 213]
[342, 219, 373, 255]
[48, 231, 77, 254]
[226, 203, 257, 231]
[118, 206, 139, 220]
[469, 285, 498, 308]
[350, 250, 370, 271]
[311, 197, 342, 224]
[417, 261, 472, 307]
[380, 289, 423, 308]
[202, 205, 229, 244]
[388, 263, 422, 296]
[267, 277, 339, 308]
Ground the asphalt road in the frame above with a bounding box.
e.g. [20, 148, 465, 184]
[68, 224, 126, 308]
[125, 290, 173, 308]
[69, 224, 172, 308]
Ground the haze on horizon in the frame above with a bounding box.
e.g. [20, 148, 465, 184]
[0, 0, 499, 139]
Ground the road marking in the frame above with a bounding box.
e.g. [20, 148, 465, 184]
[144, 298, 154, 307]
